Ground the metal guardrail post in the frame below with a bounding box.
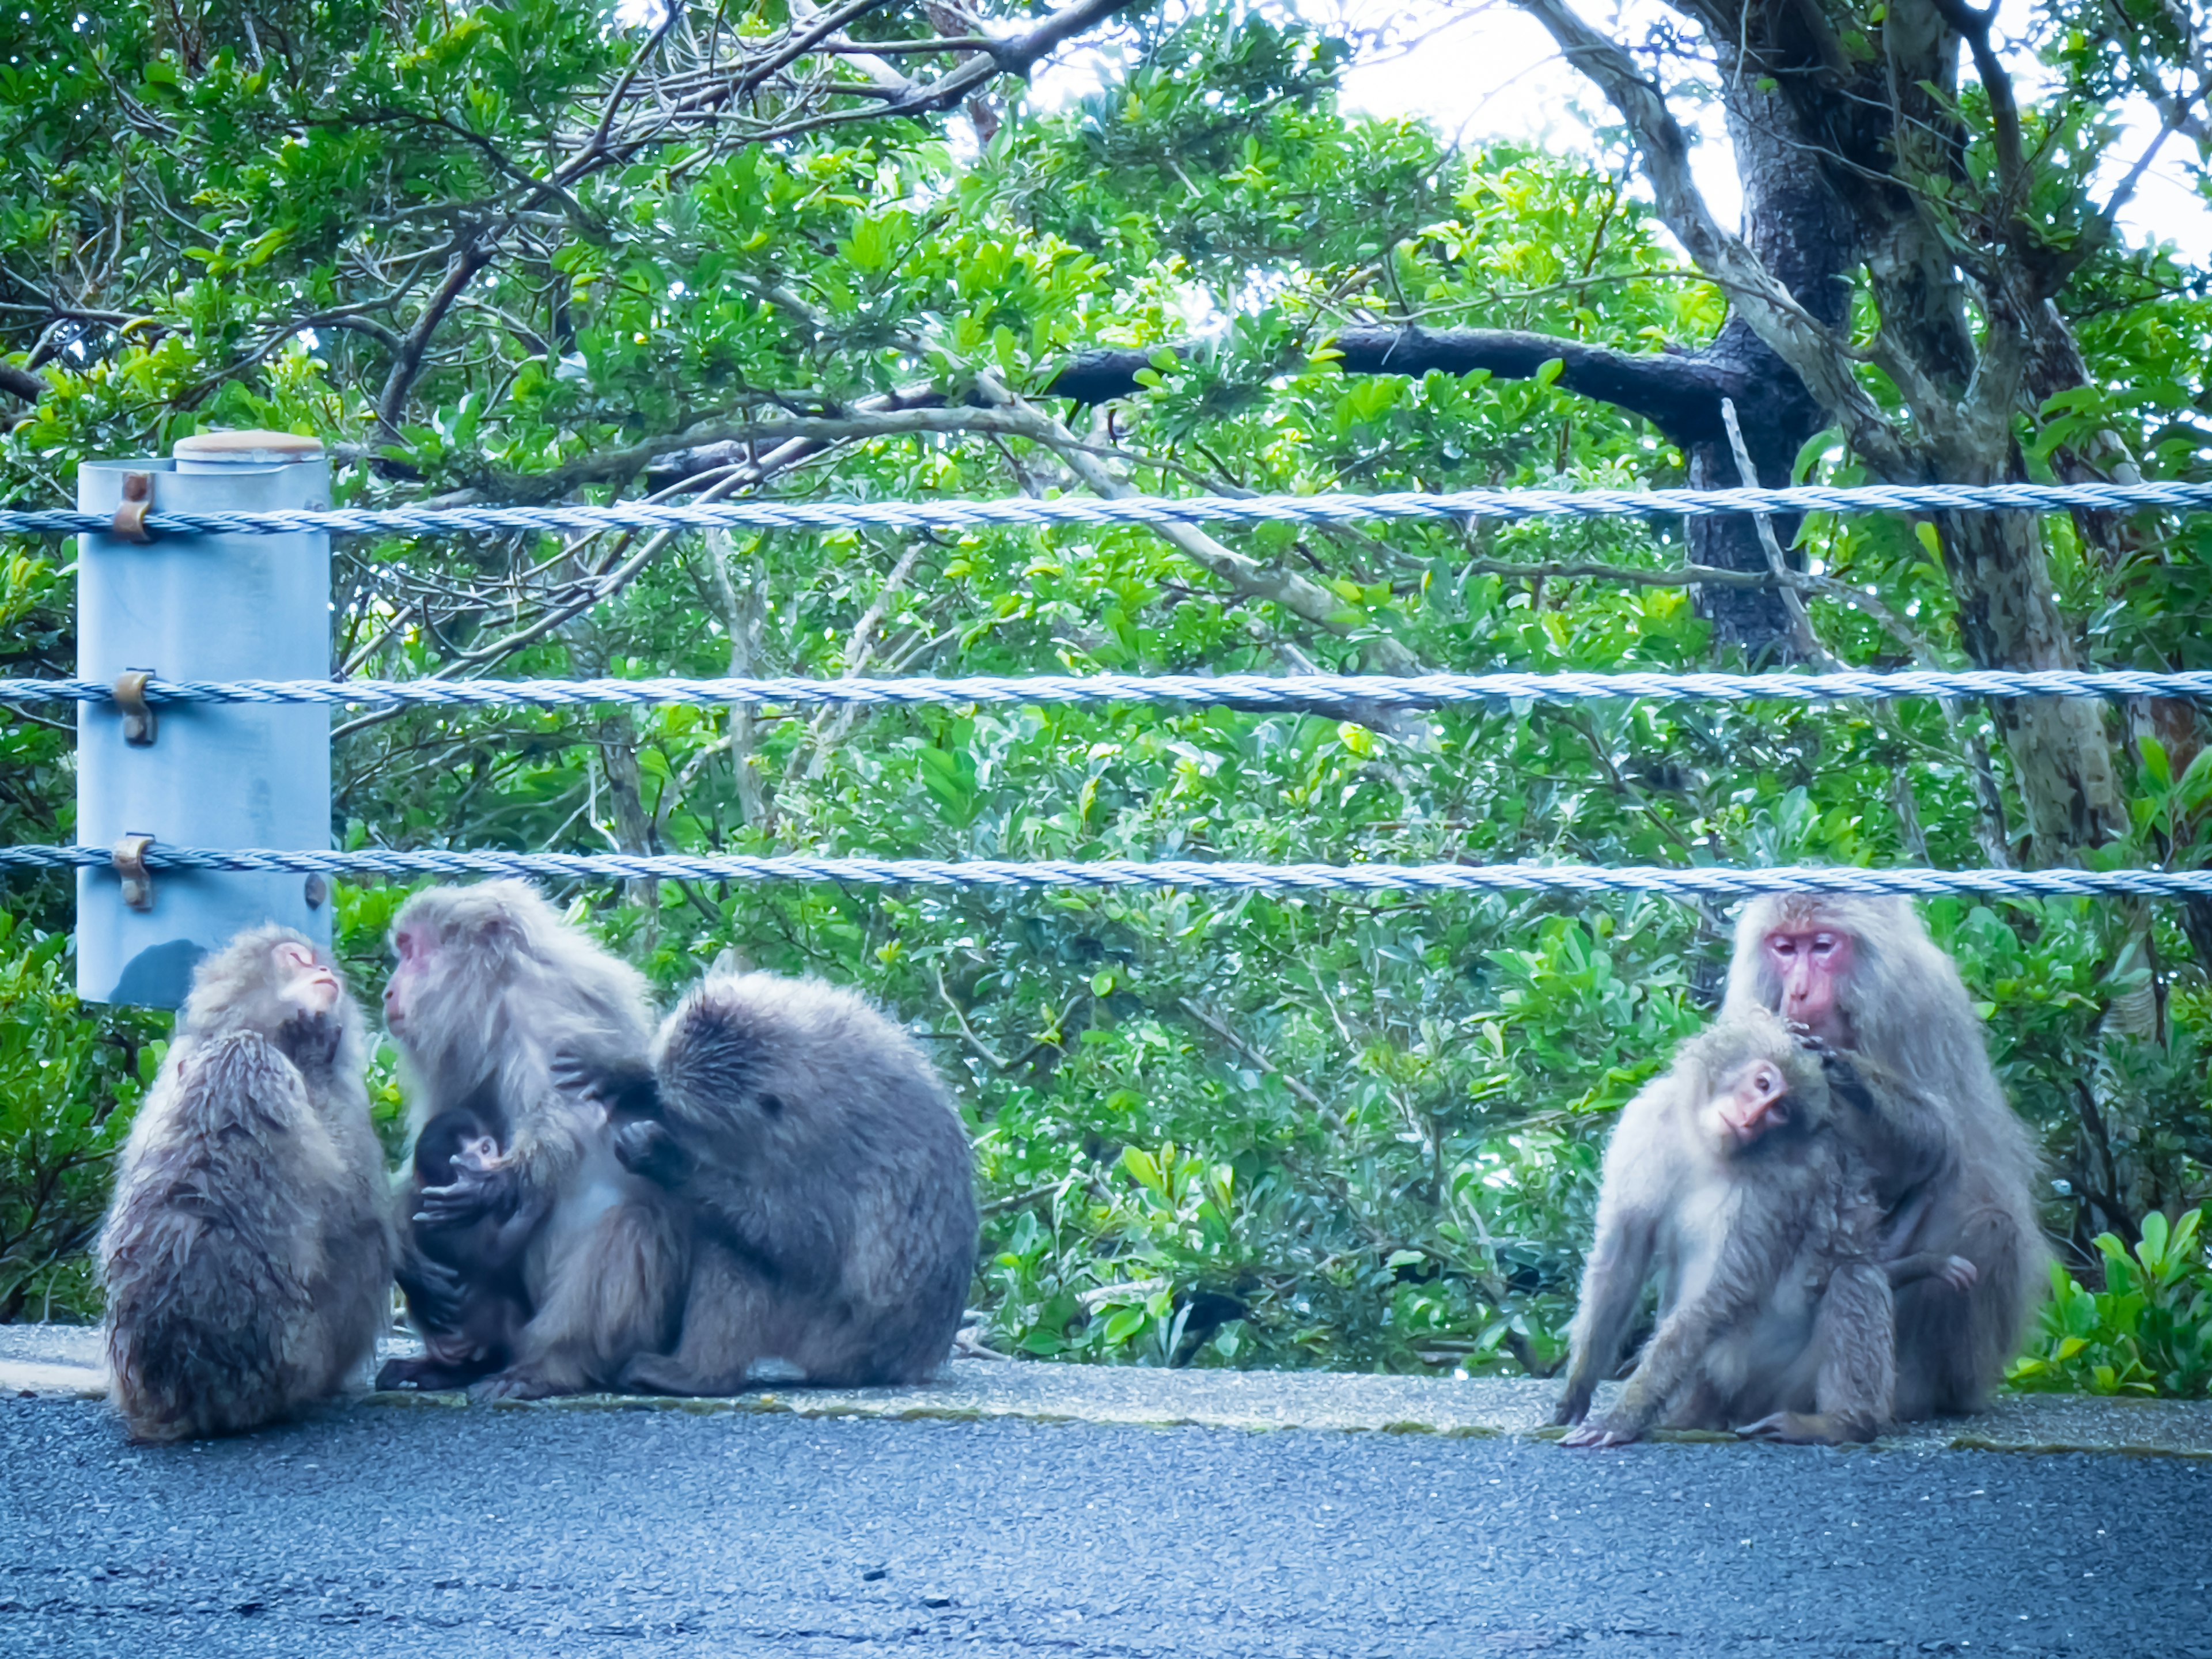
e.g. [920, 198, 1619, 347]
[75, 430, 333, 1006]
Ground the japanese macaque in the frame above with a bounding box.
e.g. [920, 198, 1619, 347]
[1723, 895, 2050, 1416]
[558, 971, 979, 1392]
[376, 1104, 546, 1392]
[1554, 1010, 1963, 1448]
[372, 881, 684, 1399]
[99, 928, 391, 1441]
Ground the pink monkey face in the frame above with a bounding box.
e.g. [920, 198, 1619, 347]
[383, 925, 436, 1037]
[1712, 1056, 1791, 1149]
[274, 940, 342, 1016]
[1763, 927, 1856, 1046]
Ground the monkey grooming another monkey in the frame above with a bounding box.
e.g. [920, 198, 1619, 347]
[1724, 895, 2050, 1416]
[558, 971, 979, 1392]
[374, 880, 684, 1399]
[1554, 1010, 1965, 1448]
[100, 927, 391, 1442]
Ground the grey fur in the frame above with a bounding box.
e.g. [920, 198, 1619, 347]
[1554, 1010, 1902, 1447]
[99, 926, 391, 1442]
[598, 971, 979, 1393]
[376, 880, 684, 1399]
[1722, 894, 2051, 1416]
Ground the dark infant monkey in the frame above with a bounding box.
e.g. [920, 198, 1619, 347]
[384, 1100, 549, 1391]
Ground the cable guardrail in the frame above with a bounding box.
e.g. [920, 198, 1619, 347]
[6, 669, 2211, 711]
[8, 843, 2210, 898]
[24, 476, 2212, 921]
[17, 478, 2212, 540]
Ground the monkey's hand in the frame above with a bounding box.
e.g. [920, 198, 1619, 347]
[1936, 1253, 1978, 1292]
[552, 1048, 662, 1122]
[415, 1159, 520, 1229]
[468, 1365, 559, 1403]
[611, 1116, 692, 1187]
[275, 1009, 342, 1072]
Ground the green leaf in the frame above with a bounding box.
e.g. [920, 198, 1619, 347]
[2139, 735, 2171, 789]
[2176, 746, 2212, 813]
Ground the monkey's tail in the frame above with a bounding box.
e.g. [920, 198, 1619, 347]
[103, 1037, 328, 1441]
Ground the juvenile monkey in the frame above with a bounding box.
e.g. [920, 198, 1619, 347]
[1724, 894, 2049, 1415]
[374, 881, 684, 1399]
[558, 971, 979, 1392]
[100, 927, 391, 1441]
[1554, 1010, 1968, 1448]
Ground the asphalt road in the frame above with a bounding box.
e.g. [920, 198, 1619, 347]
[3, 1396, 2208, 1658]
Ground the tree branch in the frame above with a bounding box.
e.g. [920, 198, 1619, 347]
[1046, 327, 1733, 440]
[1510, 0, 1908, 472]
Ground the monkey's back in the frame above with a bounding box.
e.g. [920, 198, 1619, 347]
[100, 1033, 387, 1441]
[657, 973, 979, 1383]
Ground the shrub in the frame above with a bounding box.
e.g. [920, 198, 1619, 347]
[2008, 1210, 2212, 1398]
[0, 915, 165, 1321]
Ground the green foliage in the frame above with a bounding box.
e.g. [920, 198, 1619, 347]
[0, 915, 165, 1322]
[2010, 1210, 2212, 1398]
[0, 1, 2209, 1385]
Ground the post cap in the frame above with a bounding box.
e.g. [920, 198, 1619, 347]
[172, 429, 326, 465]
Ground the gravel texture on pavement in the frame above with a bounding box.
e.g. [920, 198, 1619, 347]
[5, 1391, 2210, 1658]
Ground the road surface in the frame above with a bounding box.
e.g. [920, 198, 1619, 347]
[5, 1381, 2209, 1657]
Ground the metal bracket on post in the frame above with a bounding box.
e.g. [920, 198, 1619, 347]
[111, 472, 155, 543]
[111, 834, 156, 912]
[112, 669, 156, 745]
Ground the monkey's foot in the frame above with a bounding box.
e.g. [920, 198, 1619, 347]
[376, 1355, 489, 1392]
[1736, 1411, 1877, 1445]
[1937, 1255, 1979, 1291]
[467, 1366, 565, 1403]
[615, 1353, 723, 1397]
[1559, 1420, 1641, 1449]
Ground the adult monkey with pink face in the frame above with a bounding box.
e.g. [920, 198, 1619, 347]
[376, 881, 685, 1399]
[1722, 895, 2050, 1416]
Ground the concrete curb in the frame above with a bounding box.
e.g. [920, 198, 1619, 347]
[7, 1325, 2210, 1455]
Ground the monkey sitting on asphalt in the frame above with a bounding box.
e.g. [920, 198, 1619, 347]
[553, 970, 979, 1392]
[1554, 1009, 1975, 1447]
[100, 926, 391, 1441]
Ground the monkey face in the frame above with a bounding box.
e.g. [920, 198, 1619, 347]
[1762, 925, 1857, 1046]
[384, 925, 427, 1036]
[1711, 1055, 1794, 1149]
[275, 940, 342, 1018]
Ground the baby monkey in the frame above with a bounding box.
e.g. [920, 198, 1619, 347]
[376, 1101, 547, 1392]
[1555, 1009, 1975, 1448]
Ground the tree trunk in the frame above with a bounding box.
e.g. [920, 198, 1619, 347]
[1933, 509, 2126, 857]
[1678, 80, 1857, 654]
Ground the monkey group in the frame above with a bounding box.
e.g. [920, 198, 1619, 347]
[96, 881, 980, 1440]
[1554, 895, 2049, 1447]
[96, 882, 2047, 1450]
